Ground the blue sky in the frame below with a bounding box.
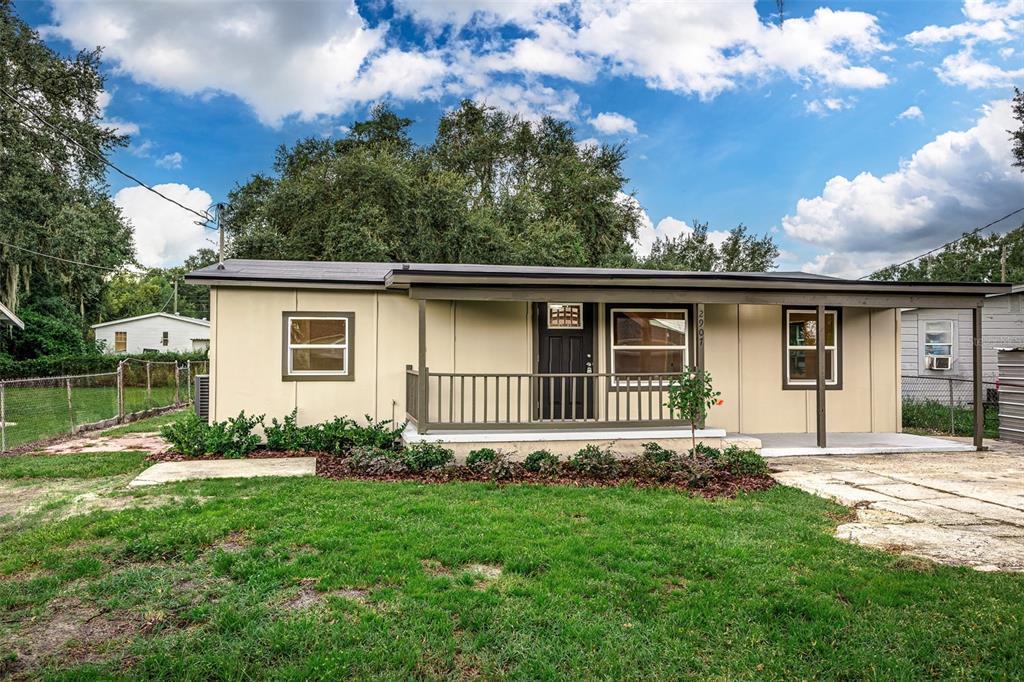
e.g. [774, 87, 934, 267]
[21, 0, 1024, 276]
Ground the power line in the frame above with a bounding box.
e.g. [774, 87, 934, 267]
[860, 206, 1024, 280]
[0, 86, 214, 224]
[0, 239, 145, 273]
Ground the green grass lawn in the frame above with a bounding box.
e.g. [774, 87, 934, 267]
[100, 410, 187, 437]
[1, 385, 178, 450]
[0, 453, 1020, 679]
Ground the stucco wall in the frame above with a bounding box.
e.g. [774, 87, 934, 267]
[209, 287, 899, 433]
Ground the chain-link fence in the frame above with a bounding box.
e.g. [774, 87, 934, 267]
[901, 375, 999, 438]
[0, 359, 200, 452]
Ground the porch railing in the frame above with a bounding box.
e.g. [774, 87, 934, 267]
[406, 368, 686, 431]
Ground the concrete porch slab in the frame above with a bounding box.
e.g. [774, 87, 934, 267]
[130, 457, 317, 487]
[747, 432, 975, 457]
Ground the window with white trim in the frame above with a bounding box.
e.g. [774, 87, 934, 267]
[610, 308, 688, 384]
[284, 314, 352, 378]
[924, 320, 953, 358]
[114, 331, 127, 353]
[785, 309, 838, 386]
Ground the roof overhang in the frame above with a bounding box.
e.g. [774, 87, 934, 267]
[0, 301, 24, 330]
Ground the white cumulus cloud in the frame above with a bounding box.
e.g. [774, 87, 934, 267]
[155, 152, 183, 170]
[588, 112, 637, 135]
[897, 105, 924, 120]
[114, 183, 212, 267]
[784, 99, 1024, 276]
[805, 97, 854, 115]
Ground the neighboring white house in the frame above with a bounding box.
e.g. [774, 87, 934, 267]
[92, 312, 210, 354]
[901, 284, 1024, 397]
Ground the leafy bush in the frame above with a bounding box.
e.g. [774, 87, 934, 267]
[398, 442, 454, 472]
[349, 415, 404, 449]
[0, 350, 209, 379]
[523, 449, 559, 474]
[466, 448, 499, 469]
[568, 444, 620, 479]
[264, 410, 303, 451]
[710, 446, 768, 477]
[160, 412, 208, 457]
[640, 442, 675, 463]
[160, 411, 263, 458]
[664, 370, 723, 452]
[477, 451, 520, 481]
[348, 446, 408, 475]
[204, 412, 263, 458]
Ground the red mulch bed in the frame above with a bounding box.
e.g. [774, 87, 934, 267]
[315, 456, 776, 498]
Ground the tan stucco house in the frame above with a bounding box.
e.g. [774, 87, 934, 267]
[185, 260, 1005, 455]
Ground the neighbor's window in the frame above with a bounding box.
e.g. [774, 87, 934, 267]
[548, 303, 583, 329]
[924, 320, 953, 358]
[283, 313, 353, 380]
[114, 331, 127, 353]
[161, 331, 169, 347]
[610, 309, 687, 384]
[785, 309, 839, 387]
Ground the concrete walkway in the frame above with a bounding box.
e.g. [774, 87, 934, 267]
[771, 442, 1024, 571]
[749, 431, 975, 457]
[130, 457, 317, 487]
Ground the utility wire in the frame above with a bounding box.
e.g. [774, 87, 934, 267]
[0, 239, 145, 273]
[0, 86, 214, 224]
[860, 206, 1024, 280]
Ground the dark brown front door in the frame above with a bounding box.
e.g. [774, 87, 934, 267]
[535, 303, 595, 420]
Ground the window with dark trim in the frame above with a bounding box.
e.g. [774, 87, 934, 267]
[282, 312, 354, 381]
[161, 331, 169, 347]
[783, 307, 842, 389]
[609, 308, 688, 385]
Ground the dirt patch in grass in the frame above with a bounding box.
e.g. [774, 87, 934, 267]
[281, 578, 371, 611]
[4, 597, 147, 676]
[421, 559, 452, 577]
[211, 531, 249, 554]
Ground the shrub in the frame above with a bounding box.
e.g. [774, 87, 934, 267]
[398, 442, 454, 472]
[349, 416, 405, 450]
[466, 448, 499, 469]
[523, 449, 559, 474]
[264, 409, 303, 451]
[160, 412, 208, 457]
[205, 412, 263, 458]
[569, 444, 620, 479]
[664, 371, 723, 453]
[710, 446, 768, 477]
[640, 442, 675, 463]
[477, 451, 520, 481]
[348, 446, 408, 475]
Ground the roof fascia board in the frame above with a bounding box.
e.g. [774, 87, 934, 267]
[183, 276, 388, 291]
[407, 285, 987, 309]
[91, 312, 210, 329]
[0, 301, 24, 329]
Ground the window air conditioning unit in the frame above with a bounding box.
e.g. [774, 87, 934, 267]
[926, 356, 952, 371]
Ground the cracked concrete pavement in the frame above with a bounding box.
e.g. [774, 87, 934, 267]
[771, 441, 1024, 571]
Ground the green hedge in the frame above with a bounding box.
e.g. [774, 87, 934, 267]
[0, 351, 208, 380]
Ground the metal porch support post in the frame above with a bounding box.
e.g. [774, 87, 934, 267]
[696, 303, 706, 429]
[973, 305, 985, 450]
[418, 299, 429, 434]
[816, 304, 827, 448]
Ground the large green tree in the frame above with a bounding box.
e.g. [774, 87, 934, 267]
[224, 101, 643, 267]
[0, 0, 133, 357]
[870, 225, 1024, 282]
[99, 248, 217, 322]
[1012, 87, 1024, 172]
[642, 222, 779, 272]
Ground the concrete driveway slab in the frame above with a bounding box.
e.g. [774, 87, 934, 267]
[771, 443, 1024, 571]
[130, 458, 317, 487]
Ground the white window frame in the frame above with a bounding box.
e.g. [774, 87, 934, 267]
[923, 320, 954, 358]
[285, 315, 350, 377]
[785, 309, 838, 386]
[609, 308, 688, 387]
[114, 331, 127, 353]
[547, 302, 583, 329]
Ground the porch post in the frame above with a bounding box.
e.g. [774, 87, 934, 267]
[816, 304, 827, 448]
[696, 303, 706, 429]
[973, 305, 985, 450]
[417, 299, 429, 434]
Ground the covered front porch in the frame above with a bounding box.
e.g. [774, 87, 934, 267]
[396, 268, 996, 452]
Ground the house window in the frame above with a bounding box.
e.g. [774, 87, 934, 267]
[610, 308, 688, 384]
[924, 320, 953, 358]
[161, 331, 169, 347]
[785, 308, 840, 388]
[547, 303, 583, 329]
[282, 312, 354, 381]
[114, 331, 127, 353]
